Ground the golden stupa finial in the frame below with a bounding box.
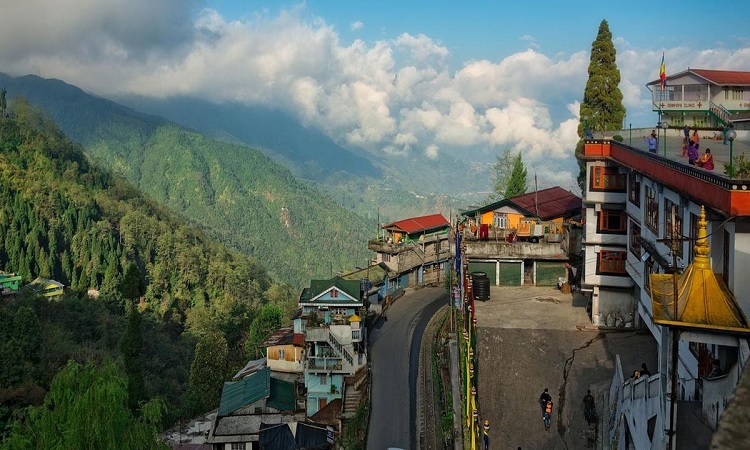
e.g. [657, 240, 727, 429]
[693, 205, 711, 269]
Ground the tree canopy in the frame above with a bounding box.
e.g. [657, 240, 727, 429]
[491, 150, 528, 199]
[1, 359, 169, 450]
[578, 19, 626, 136]
[576, 19, 626, 191]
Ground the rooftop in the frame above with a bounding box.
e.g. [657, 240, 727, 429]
[382, 213, 449, 234]
[582, 136, 750, 217]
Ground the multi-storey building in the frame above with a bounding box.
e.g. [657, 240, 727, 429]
[294, 278, 367, 418]
[368, 213, 452, 288]
[460, 186, 581, 286]
[648, 69, 750, 130]
[581, 138, 750, 448]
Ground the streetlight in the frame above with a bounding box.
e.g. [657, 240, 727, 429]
[658, 119, 670, 157]
[727, 125, 737, 178]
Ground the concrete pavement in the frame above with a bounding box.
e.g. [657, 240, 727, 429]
[474, 285, 657, 450]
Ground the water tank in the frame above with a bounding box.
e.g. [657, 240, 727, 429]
[471, 272, 490, 301]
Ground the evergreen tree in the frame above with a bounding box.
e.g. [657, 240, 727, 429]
[120, 262, 143, 303]
[120, 306, 145, 412]
[187, 332, 228, 414]
[1, 360, 169, 450]
[576, 19, 626, 191]
[244, 304, 283, 360]
[504, 152, 528, 198]
[0, 87, 7, 118]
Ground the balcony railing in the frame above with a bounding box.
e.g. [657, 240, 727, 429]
[308, 356, 343, 371]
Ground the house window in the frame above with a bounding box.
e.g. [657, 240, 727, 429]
[726, 87, 744, 101]
[629, 174, 640, 207]
[597, 250, 627, 275]
[320, 374, 327, 385]
[645, 186, 659, 233]
[231, 444, 247, 450]
[591, 166, 626, 191]
[330, 289, 338, 298]
[644, 257, 655, 293]
[278, 349, 286, 360]
[629, 220, 641, 258]
[664, 199, 683, 259]
[494, 212, 509, 229]
[599, 209, 627, 233]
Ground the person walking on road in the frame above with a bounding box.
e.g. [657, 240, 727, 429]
[583, 390, 597, 426]
[543, 400, 553, 431]
[539, 388, 552, 415]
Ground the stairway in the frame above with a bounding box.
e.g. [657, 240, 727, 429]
[342, 384, 361, 418]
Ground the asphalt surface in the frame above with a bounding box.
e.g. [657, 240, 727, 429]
[474, 286, 657, 450]
[367, 286, 448, 450]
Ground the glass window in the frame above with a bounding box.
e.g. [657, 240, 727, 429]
[645, 186, 659, 233]
[597, 251, 627, 275]
[629, 174, 640, 207]
[494, 212, 508, 229]
[599, 209, 627, 233]
[591, 166, 626, 191]
[629, 220, 641, 258]
[231, 444, 247, 450]
[664, 199, 683, 259]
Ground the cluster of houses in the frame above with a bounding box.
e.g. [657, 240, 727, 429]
[201, 188, 586, 449]
[0, 270, 64, 298]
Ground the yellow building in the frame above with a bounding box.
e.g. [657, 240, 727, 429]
[24, 277, 64, 298]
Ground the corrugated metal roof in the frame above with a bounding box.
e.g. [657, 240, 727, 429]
[299, 278, 362, 304]
[261, 327, 300, 348]
[382, 213, 449, 234]
[267, 377, 295, 411]
[691, 69, 750, 86]
[219, 367, 271, 416]
[506, 187, 582, 220]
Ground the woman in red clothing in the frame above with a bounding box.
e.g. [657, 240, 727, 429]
[696, 148, 714, 170]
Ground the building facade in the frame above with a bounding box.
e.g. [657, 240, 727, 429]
[460, 187, 582, 286]
[368, 213, 452, 289]
[295, 278, 367, 418]
[648, 69, 750, 131]
[581, 138, 750, 448]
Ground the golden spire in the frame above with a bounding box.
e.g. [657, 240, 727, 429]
[693, 205, 711, 269]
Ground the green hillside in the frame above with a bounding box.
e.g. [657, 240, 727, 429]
[1, 74, 373, 287]
[0, 99, 305, 431]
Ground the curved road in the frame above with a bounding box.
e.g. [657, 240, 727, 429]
[367, 287, 447, 450]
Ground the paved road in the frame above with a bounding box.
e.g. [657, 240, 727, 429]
[473, 286, 658, 450]
[367, 287, 447, 450]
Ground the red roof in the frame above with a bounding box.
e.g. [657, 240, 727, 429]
[383, 213, 449, 234]
[507, 187, 581, 220]
[691, 69, 750, 86]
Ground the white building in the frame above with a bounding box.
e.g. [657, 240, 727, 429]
[581, 138, 750, 449]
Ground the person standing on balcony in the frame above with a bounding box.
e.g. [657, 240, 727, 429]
[687, 141, 700, 165]
[644, 132, 658, 153]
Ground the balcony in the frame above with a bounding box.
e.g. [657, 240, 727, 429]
[305, 327, 329, 342]
[582, 139, 750, 217]
[307, 356, 343, 371]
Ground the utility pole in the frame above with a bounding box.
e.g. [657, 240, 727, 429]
[661, 205, 681, 450]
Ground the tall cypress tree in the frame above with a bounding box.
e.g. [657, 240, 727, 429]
[504, 152, 528, 198]
[576, 19, 626, 190]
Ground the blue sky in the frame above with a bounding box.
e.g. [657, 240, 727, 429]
[1, 0, 750, 191]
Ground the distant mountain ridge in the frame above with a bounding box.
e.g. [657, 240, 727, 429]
[0, 72, 371, 287]
[117, 95, 382, 183]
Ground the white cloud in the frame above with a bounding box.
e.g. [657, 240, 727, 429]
[1, 2, 749, 196]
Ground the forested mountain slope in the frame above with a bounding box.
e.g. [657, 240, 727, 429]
[0, 100, 299, 431]
[1, 73, 372, 286]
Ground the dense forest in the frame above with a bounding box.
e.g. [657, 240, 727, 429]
[0, 73, 377, 287]
[0, 100, 298, 445]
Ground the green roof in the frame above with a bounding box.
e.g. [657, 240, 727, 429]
[267, 377, 295, 411]
[299, 277, 361, 304]
[339, 264, 393, 286]
[218, 367, 270, 416]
